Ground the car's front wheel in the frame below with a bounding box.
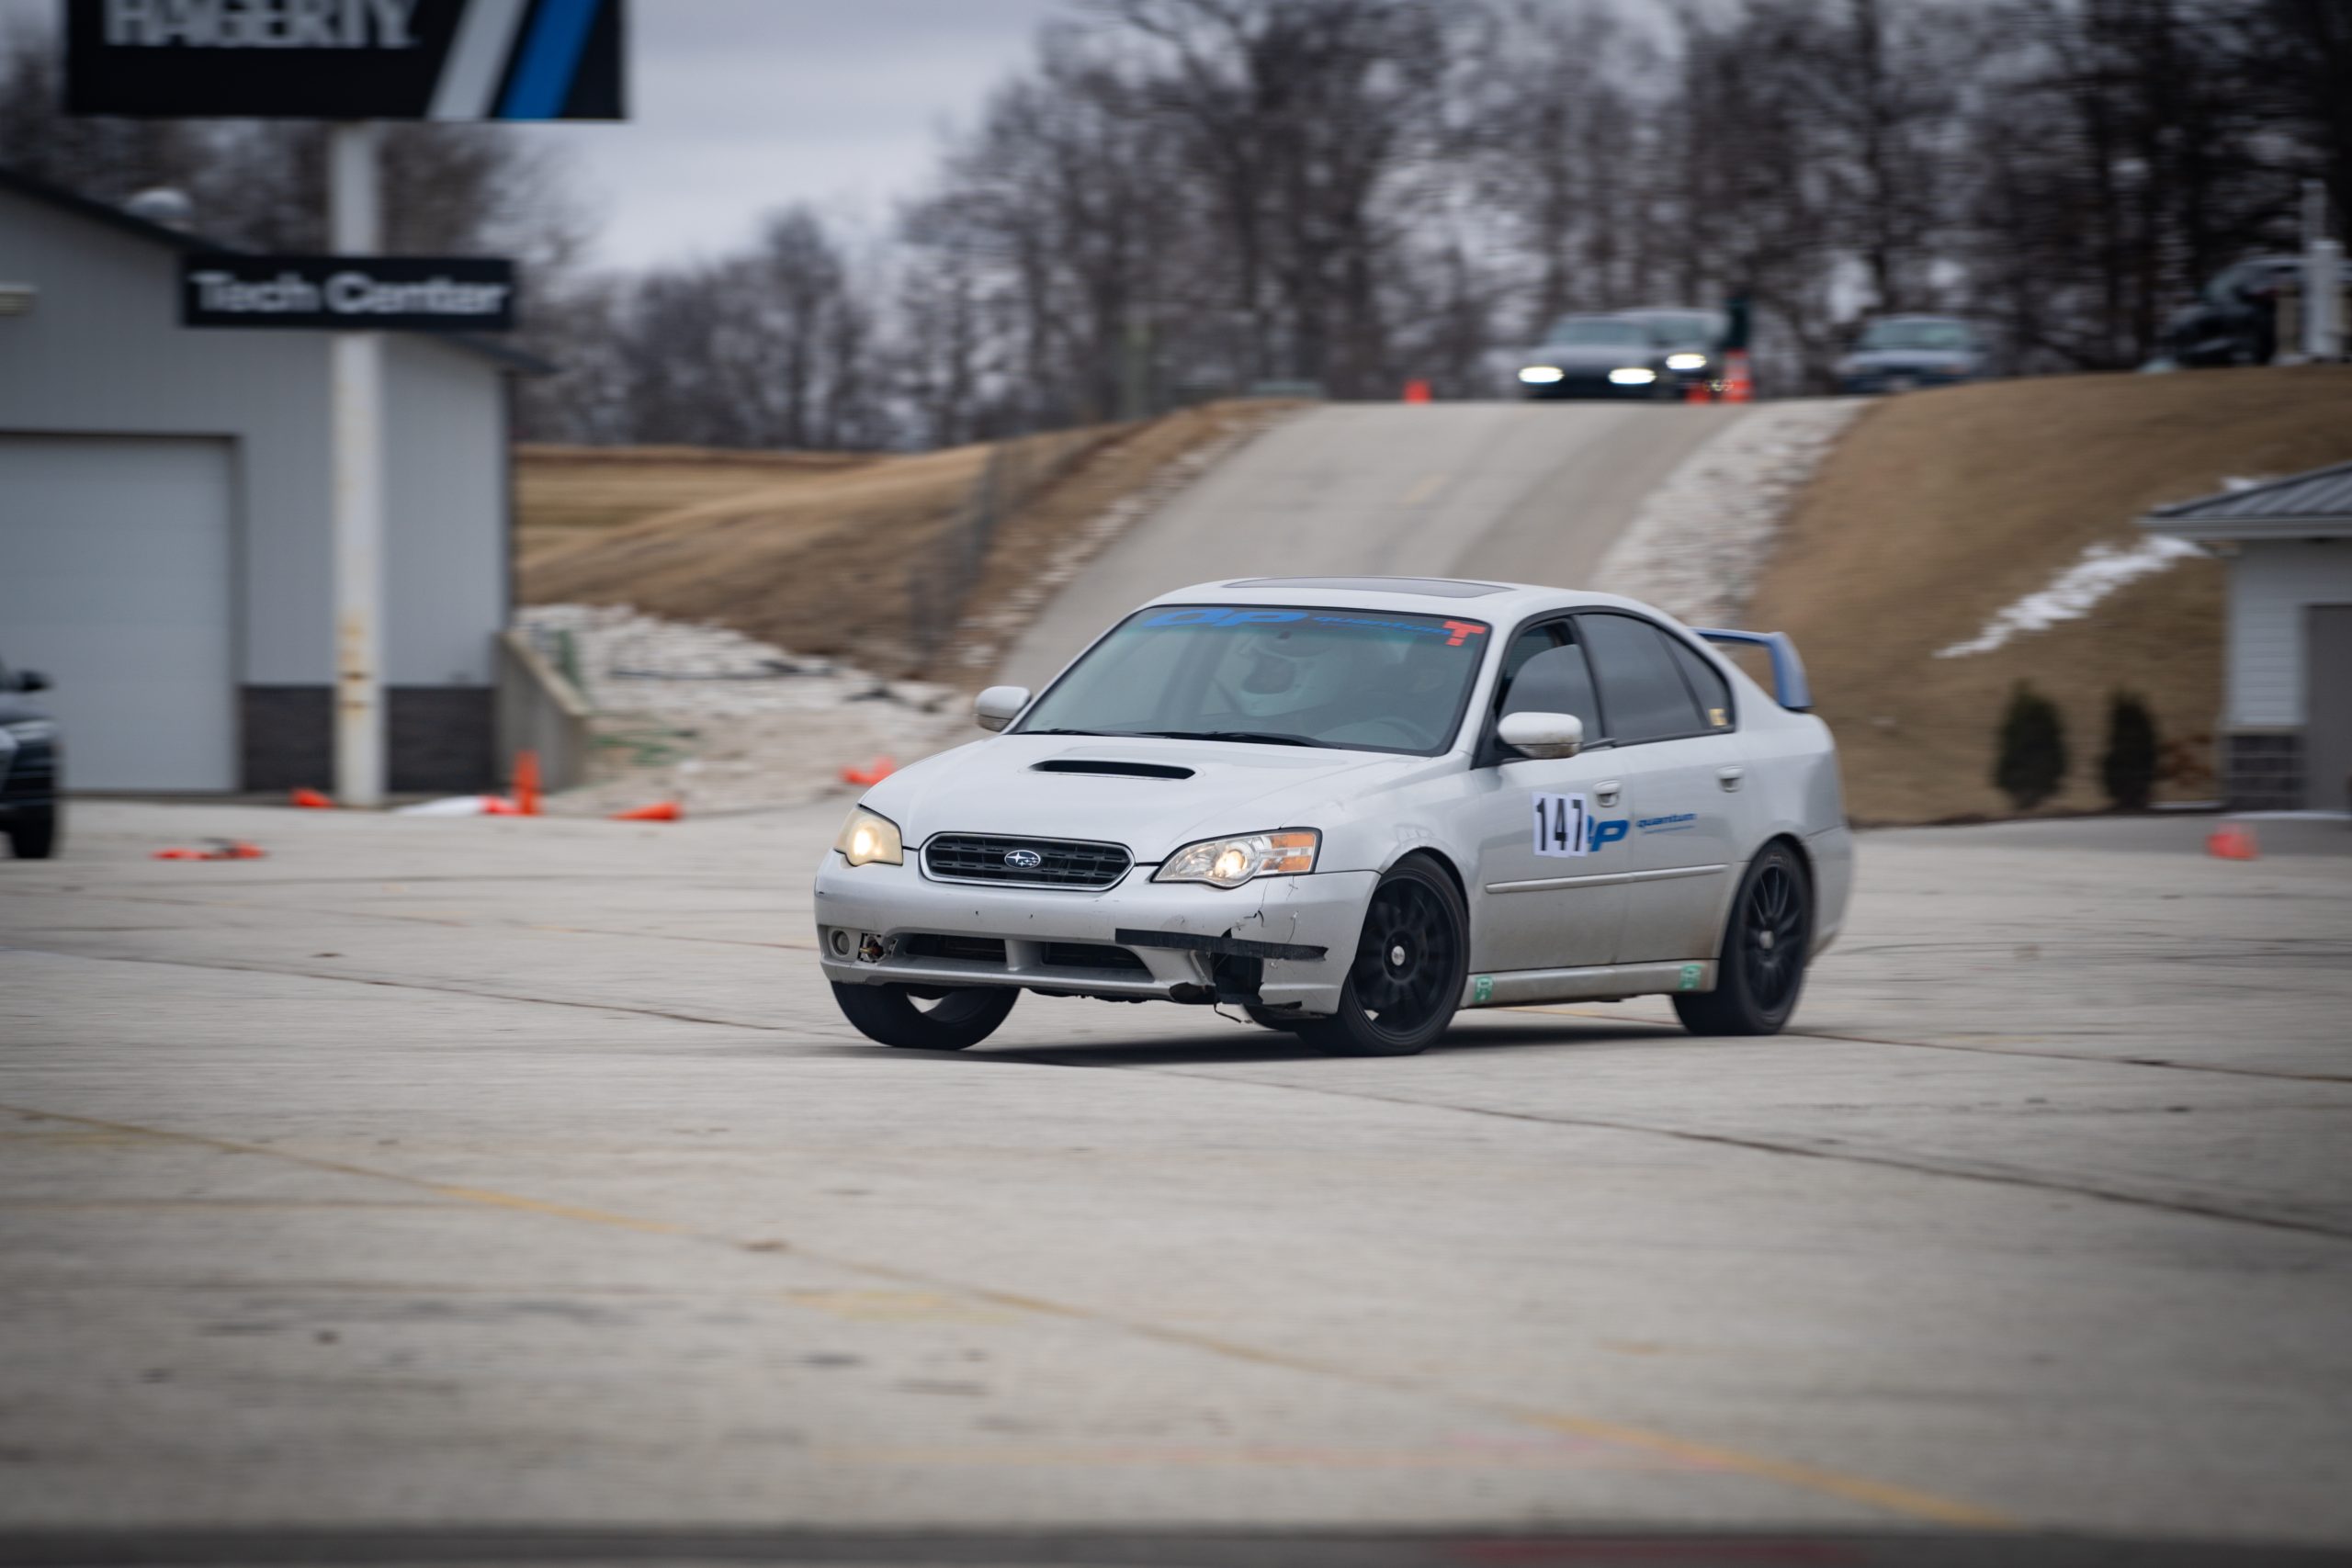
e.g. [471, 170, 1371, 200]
[1673, 841, 1811, 1036]
[1299, 856, 1466, 1057]
[6, 804, 58, 860]
[831, 982, 1016, 1050]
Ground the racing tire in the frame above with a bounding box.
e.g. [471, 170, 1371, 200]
[6, 805, 57, 861]
[1673, 841, 1811, 1037]
[831, 982, 1016, 1050]
[1298, 856, 1466, 1057]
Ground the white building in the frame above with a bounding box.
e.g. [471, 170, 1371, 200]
[2142, 463, 2352, 812]
[0, 165, 538, 794]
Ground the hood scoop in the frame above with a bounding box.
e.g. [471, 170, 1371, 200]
[1032, 759, 1194, 781]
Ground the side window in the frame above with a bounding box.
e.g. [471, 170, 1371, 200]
[1579, 614, 1704, 743]
[1664, 636, 1734, 731]
[1498, 629, 1600, 737]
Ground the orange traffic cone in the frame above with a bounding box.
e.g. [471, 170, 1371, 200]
[841, 756, 897, 787]
[289, 786, 334, 809]
[611, 800, 682, 822]
[1682, 378, 1713, 404]
[514, 750, 541, 818]
[1722, 351, 1754, 404]
[2206, 822, 2260, 861]
[1402, 378, 1432, 403]
[480, 795, 524, 816]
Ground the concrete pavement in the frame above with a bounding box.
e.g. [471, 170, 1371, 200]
[1001, 402, 1746, 690]
[1, 802, 2348, 1560]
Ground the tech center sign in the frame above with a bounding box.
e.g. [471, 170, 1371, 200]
[181, 255, 517, 332]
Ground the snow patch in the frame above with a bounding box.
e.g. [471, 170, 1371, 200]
[1933, 536, 2204, 660]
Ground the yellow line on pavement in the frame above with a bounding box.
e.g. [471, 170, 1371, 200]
[0, 1097, 2015, 1529]
[1398, 470, 1451, 506]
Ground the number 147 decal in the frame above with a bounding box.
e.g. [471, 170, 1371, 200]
[1532, 793, 1627, 857]
[1532, 793, 1587, 858]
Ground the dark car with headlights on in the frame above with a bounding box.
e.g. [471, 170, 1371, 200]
[1616, 308, 1729, 395]
[1516, 315, 1680, 400]
[1836, 315, 1988, 394]
[0, 660, 59, 860]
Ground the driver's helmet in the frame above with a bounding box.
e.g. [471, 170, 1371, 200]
[1225, 627, 1356, 718]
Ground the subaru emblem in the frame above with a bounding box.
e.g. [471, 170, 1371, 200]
[1003, 849, 1044, 870]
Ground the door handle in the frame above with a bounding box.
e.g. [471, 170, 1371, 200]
[1594, 780, 1623, 808]
[1717, 766, 1745, 792]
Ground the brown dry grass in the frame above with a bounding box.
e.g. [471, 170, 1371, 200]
[1747, 365, 2352, 824]
[514, 444, 876, 564]
[516, 403, 1283, 679]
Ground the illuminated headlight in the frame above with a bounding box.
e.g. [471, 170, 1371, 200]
[1664, 353, 1707, 372]
[1153, 829, 1319, 888]
[832, 807, 904, 867]
[1608, 367, 1657, 385]
[2, 720, 55, 743]
[1517, 366, 1565, 385]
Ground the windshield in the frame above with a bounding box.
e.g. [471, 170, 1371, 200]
[1545, 318, 1645, 347]
[1016, 604, 1493, 756]
[1633, 313, 1716, 346]
[1857, 319, 1970, 351]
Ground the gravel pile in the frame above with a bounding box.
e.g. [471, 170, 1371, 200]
[1590, 399, 1863, 627]
[518, 604, 973, 816]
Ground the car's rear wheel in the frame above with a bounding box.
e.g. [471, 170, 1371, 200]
[831, 982, 1016, 1050]
[6, 805, 57, 861]
[1299, 857, 1466, 1057]
[1673, 842, 1811, 1036]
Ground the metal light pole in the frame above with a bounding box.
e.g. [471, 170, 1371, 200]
[329, 120, 386, 807]
[2304, 180, 2344, 363]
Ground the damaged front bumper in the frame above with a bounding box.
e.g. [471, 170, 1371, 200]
[812, 853, 1374, 1014]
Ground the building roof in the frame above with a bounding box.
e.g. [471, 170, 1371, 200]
[0, 163, 553, 376]
[2143, 459, 2352, 542]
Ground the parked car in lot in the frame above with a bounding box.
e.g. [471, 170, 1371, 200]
[1515, 314, 1687, 400]
[0, 660, 61, 860]
[815, 578, 1850, 1055]
[2158, 254, 2352, 367]
[1835, 314, 1990, 393]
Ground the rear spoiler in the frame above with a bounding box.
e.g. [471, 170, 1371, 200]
[1691, 628, 1813, 712]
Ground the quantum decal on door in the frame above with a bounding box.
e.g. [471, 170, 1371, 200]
[1532, 793, 1589, 858]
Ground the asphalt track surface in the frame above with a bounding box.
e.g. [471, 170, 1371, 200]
[3, 802, 2348, 1568]
[1001, 401, 1745, 691]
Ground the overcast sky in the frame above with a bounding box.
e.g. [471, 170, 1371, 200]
[3, 0, 1076, 270]
[516, 0, 1074, 269]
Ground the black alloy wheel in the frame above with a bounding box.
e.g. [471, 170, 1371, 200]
[1674, 841, 1812, 1036]
[831, 982, 1018, 1050]
[1300, 856, 1466, 1057]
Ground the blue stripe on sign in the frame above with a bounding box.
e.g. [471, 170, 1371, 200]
[498, 0, 602, 120]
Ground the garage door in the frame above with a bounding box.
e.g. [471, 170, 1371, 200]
[0, 435, 236, 791]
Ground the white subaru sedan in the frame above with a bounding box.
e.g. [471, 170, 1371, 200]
[815, 577, 1850, 1055]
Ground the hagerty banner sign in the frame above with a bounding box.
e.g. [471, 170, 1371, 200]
[64, 0, 626, 120]
[180, 255, 518, 331]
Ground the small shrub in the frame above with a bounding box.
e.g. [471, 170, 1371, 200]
[1993, 682, 2068, 810]
[2101, 689, 2159, 810]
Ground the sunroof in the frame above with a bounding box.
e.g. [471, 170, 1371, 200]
[1224, 576, 1510, 599]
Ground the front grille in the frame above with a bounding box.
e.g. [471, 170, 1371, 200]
[923, 833, 1132, 889]
[1042, 942, 1150, 974]
[0, 739, 54, 802]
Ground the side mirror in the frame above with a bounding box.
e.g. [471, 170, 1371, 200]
[15, 670, 48, 694]
[1498, 710, 1582, 760]
[974, 684, 1030, 733]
